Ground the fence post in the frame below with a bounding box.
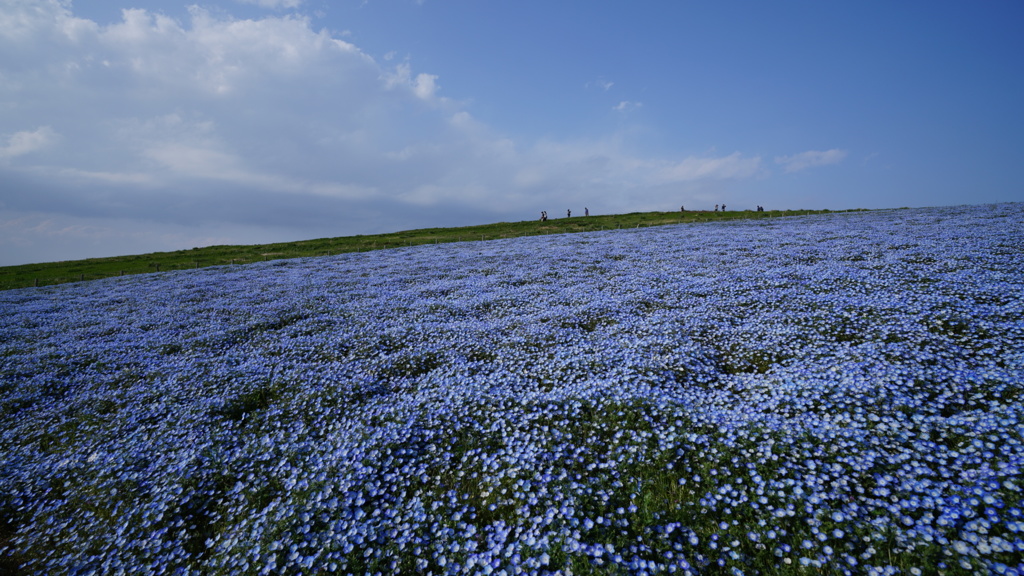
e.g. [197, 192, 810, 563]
[34, 278, 38, 287]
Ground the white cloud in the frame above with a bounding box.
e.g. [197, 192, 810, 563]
[383, 61, 413, 89]
[0, 1, 774, 265]
[91, 6, 370, 97]
[612, 101, 642, 111]
[586, 78, 614, 91]
[384, 62, 443, 102]
[413, 72, 439, 100]
[56, 168, 153, 185]
[143, 143, 250, 181]
[775, 149, 847, 173]
[654, 152, 762, 183]
[0, 127, 56, 159]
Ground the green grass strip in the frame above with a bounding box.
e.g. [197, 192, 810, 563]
[0, 209, 860, 290]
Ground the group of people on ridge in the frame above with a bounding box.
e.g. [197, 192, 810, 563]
[678, 204, 767, 213]
[540, 207, 589, 221]
[542, 205, 767, 221]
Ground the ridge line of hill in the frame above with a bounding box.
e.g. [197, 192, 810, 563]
[0, 208, 867, 291]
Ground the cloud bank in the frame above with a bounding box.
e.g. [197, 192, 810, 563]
[0, 1, 842, 265]
[775, 149, 848, 173]
[0, 127, 56, 159]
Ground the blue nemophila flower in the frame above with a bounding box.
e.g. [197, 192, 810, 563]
[1, 204, 1023, 574]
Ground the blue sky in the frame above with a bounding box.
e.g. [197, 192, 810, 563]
[2, 0, 1022, 265]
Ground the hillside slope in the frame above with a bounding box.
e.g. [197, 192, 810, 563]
[1, 204, 1022, 574]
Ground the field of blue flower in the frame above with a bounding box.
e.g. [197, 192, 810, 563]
[1, 203, 1023, 575]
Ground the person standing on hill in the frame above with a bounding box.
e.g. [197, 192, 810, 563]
[567, 209, 571, 218]
[585, 207, 589, 217]
[722, 204, 727, 212]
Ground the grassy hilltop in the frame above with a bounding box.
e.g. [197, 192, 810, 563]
[0, 209, 845, 291]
